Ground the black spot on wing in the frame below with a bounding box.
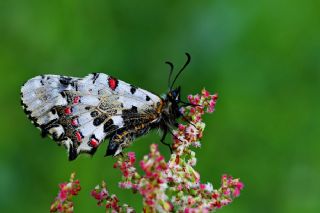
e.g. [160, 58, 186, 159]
[60, 91, 66, 98]
[50, 108, 57, 114]
[59, 76, 72, 86]
[68, 144, 78, 161]
[130, 85, 137, 94]
[91, 73, 100, 84]
[39, 119, 59, 137]
[122, 106, 140, 126]
[40, 75, 45, 86]
[104, 119, 113, 128]
[132, 106, 138, 112]
[146, 95, 151, 101]
[93, 115, 107, 126]
[90, 111, 99, 118]
[74, 83, 78, 91]
[122, 106, 138, 116]
[103, 119, 119, 136]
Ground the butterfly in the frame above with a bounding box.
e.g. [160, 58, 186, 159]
[21, 53, 191, 161]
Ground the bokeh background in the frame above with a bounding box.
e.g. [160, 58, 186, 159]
[1, 0, 319, 212]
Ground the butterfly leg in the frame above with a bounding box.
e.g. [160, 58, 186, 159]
[160, 128, 173, 154]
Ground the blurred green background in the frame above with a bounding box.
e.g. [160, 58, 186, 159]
[1, 0, 319, 212]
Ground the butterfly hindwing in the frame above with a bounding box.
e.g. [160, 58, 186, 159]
[21, 73, 162, 160]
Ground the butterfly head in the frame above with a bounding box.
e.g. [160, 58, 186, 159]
[166, 85, 181, 117]
[168, 86, 181, 102]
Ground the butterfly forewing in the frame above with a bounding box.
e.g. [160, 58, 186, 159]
[21, 73, 162, 160]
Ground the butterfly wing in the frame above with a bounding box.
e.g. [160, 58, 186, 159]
[21, 73, 162, 160]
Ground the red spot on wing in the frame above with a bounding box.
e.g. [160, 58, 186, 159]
[71, 119, 78, 127]
[73, 96, 80, 104]
[64, 107, 72, 115]
[90, 138, 99, 148]
[108, 76, 118, 91]
[75, 131, 82, 142]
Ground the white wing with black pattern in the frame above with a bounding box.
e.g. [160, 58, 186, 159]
[21, 73, 162, 160]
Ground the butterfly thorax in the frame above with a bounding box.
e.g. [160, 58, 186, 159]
[158, 87, 182, 128]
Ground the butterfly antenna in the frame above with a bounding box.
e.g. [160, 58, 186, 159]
[170, 53, 191, 90]
[165, 61, 174, 88]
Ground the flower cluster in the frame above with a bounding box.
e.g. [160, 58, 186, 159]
[50, 89, 243, 212]
[114, 145, 173, 212]
[91, 181, 134, 212]
[96, 89, 244, 212]
[50, 173, 81, 213]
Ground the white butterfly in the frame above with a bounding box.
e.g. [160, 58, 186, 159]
[21, 54, 191, 160]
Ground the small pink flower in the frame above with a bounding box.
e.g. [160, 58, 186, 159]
[236, 181, 244, 190]
[91, 181, 133, 212]
[50, 173, 81, 213]
[58, 190, 67, 201]
[233, 187, 241, 197]
[202, 89, 210, 97]
[200, 184, 206, 190]
[127, 152, 136, 164]
[156, 155, 164, 163]
[178, 124, 186, 131]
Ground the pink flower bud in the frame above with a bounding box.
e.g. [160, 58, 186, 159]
[202, 89, 210, 97]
